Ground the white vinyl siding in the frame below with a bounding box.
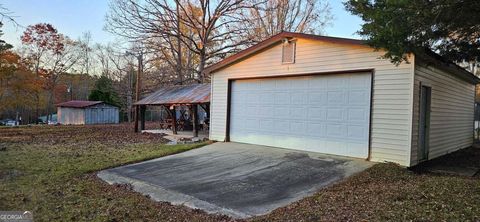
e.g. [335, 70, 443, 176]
[209, 38, 415, 166]
[58, 107, 85, 125]
[410, 60, 475, 165]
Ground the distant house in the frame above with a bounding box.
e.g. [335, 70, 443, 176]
[56, 100, 119, 125]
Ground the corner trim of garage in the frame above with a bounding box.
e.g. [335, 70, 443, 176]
[224, 68, 375, 160]
[367, 69, 375, 161]
[225, 80, 232, 142]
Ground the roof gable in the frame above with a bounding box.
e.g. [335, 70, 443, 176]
[204, 31, 479, 84]
[204, 32, 366, 74]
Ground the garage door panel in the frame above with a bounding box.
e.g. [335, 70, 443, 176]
[275, 79, 291, 89]
[273, 107, 289, 117]
[274, 93, 290, 104]
[261, 80, 276, 89]
[308, 77, 328, 89]
[349, 90, 370, 104]
[327, 90, 346, 104]
[346, 142, 368, 157]
[290, 122, 307, 135]
[274, 121, 290, 132]
[308, 92, 327, 104]
[230, 73, 371, 158]
[307, 107, 327, 120]
[348, 108, 368, 122]
[347, 125, 368, 140]
[258, 106, 273, 117]
[247, 93, 259, 104]
[260, 93, 275, 104]
[349, 74, 371, 88]
[327, 76, 347, 89]
[326, 124, 347, 138]
[245, 119, 259, 129]
[291, 107, 307, 119]
[259, 119, 274, 131]
[326, 108, 344, 121]
[306, 123, 326, 137]
[292, 92, 307, 104]
[291, 78, 308, 89]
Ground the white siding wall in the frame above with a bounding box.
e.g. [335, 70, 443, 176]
[210, 38, 415, 166]
[58, 107, 85, 125]
[410, 60, 475, 165]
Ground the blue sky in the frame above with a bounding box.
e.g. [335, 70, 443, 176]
[2, 0, 363, 48]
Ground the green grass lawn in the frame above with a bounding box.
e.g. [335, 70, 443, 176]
[1, 125, 480, 221]
[0, 124, 226, 221]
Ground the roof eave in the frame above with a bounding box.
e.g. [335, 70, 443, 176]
[416, 50, 480, 85]
[55, 101, 104, 108]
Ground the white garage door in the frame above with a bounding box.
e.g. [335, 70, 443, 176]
[230, 73, 371, 158]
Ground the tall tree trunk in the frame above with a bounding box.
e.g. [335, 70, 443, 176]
[127, 92, 132, 122]
[34, 61, 40, 124]
[199, 49, 206, 83]
[176, 2, 183, 85]
[46, 90, 54, 123]
[15, 109, 19, 126]
[35, 93, 39, 124]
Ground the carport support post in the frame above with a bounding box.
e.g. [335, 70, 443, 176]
[171, 106, 177, 135]
[140, 105, 146, 131]
[134, 105, 140, 133]
[192, 104, 198, 137]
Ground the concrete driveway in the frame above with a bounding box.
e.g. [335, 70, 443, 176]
[98, 142, 372, 218]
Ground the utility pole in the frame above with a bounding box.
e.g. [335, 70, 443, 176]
[127, 50, 143, 133]
[134, 52, 143, 132]
[68, 81, 73, 101]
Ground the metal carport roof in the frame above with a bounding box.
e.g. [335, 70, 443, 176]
[134, 83, 210, 106]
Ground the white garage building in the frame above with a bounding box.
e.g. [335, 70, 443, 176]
[205, 32, 479, 167]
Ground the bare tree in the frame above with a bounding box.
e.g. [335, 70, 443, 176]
[93, 42, 174, 121]
[78, 32, 94, 75]
[237, 0, 332, 43]
[95, 44, 137, 121]
[69, 32, 97, 100]
[94, 43, 113, 77]
[43, 38, 81, 121]
[0, 4, 20, 27]
[106, 0, 257, 83]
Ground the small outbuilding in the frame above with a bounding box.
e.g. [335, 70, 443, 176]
[56, 100, 119, 125]
[205, 31, 480, 167]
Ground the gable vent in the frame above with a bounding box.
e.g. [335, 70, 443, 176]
[282, 39, 296, 64]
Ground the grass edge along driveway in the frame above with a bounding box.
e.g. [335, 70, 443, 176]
[0, 131, 230, 221]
